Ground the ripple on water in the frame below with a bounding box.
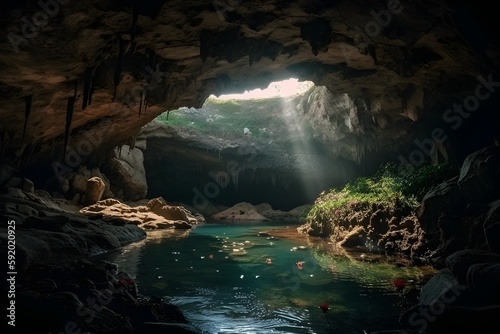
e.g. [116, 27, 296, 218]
[168, 288, 318, 334]
[105, 222, 434, 334]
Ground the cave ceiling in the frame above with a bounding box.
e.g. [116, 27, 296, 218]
[0, 0, 499, 170]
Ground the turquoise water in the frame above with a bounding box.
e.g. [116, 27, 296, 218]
[105, 221, 433, 334]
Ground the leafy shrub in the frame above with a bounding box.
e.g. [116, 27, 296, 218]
[307, 162, 459, 224]
[376, 162, 460, 200]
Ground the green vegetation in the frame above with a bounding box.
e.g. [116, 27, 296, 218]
[156, 96, 290, 143]
[307, 162, 460, 222]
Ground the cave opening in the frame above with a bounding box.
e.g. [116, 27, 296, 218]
[142, 78, 359, 211]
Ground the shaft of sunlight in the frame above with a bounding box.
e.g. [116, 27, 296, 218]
[279, 93, 327, 201]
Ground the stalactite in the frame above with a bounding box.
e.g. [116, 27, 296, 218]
[143, 89, 148, 114]
[82, 67, 93, 110]
[129, 135, 137, 150]
[167, 110, 170, 120]
[63, 96, 75, 162]
[21, 95, 33, 145]
[113, 38, 126, 102]
[138, 89, 145, 116]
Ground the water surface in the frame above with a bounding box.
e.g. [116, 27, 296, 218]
[105, 220, 434, 334]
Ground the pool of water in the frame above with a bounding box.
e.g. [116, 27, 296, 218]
[104, 220, 434, 334]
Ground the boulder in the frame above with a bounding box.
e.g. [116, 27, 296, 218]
[104, 145, 148, 201]
[90, 167, 115, 199]
[416, 177, 466, 231]
[82, 176, 106, 205]
[458, 145, 500, 203]
[212, 202, 270, 221]
[445, 249, 500, 284]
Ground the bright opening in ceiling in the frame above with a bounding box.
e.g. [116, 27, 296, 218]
[213, 78, 315, 100]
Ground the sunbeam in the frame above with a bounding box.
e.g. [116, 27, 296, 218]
[277, 83, 330, 202]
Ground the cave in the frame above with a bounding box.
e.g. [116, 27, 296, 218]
[1, 1, 500, 333]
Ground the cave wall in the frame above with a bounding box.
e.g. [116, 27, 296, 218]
[1, 0, 499, 190]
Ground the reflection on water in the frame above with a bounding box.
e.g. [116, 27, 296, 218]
[105, 221, 435, 334]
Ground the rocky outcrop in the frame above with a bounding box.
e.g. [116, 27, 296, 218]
[212, 202, 269, 221]
[1, 1, 498, 180]
[415, 145, 500, 260]
[400, 250, 500, 333]
[103, 145, 148, 201]
[0, 184, 146, 274]
[211, 202, 309, 221]
[46, 165, 115, 204]
[80, 197, 204, 229]
[299, 200, 429, 259]
[14, 259, 200, 334]
[254, 202, 311, 221]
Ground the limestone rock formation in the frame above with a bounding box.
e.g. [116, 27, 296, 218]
[103, 145, 148, 201]
[0, 187, 146, 273]
[79, 197, 203, 229]
[46, 165, 115, 203]
[212, 202, 269, 221]
[82, 176, 105, 205]
[1, 0, 498, 181]
[400, 250, 500, 333]
[14, 259, 199, 334]
[254, 202, 311, 221]
[415, 145, 500, 259]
